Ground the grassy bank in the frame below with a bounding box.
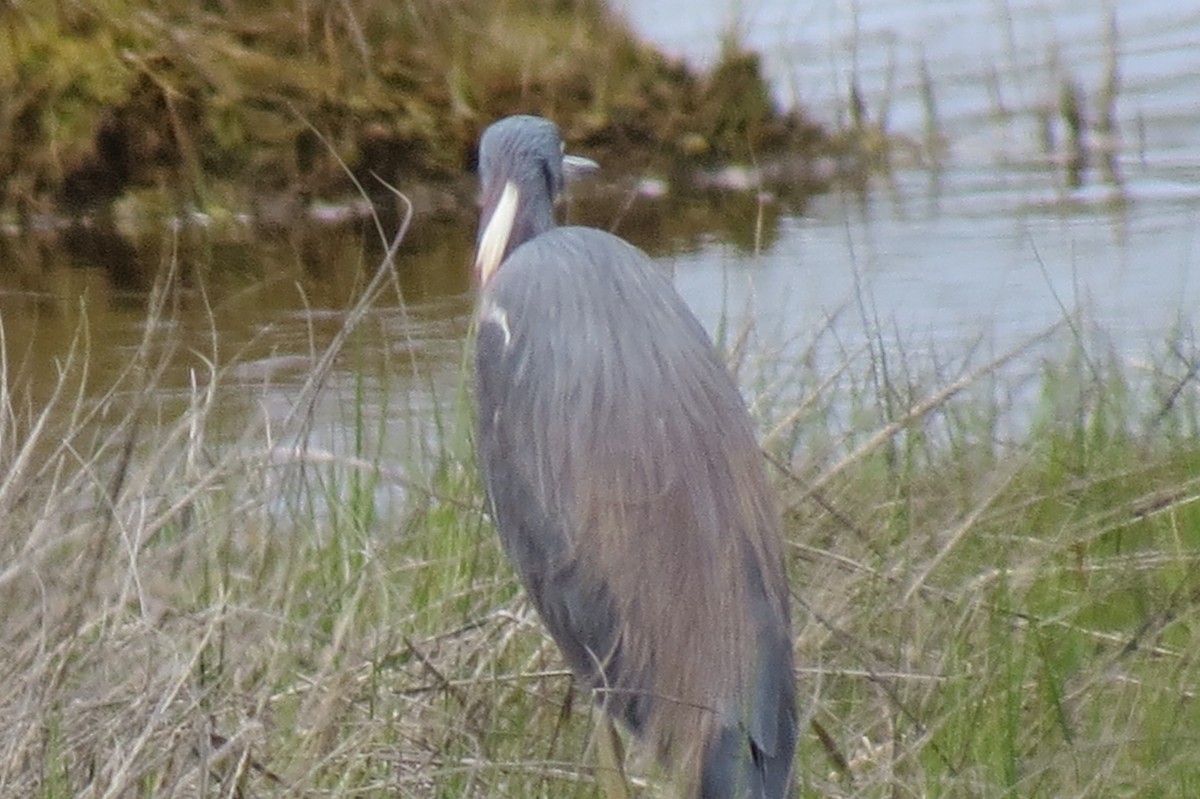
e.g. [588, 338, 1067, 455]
[1, 246, 1198, 797]
[0, 0, 824, 219]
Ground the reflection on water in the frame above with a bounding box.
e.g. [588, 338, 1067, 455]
[618, 0, 1200, 369]
[1, 0, 1198, 489]
[620, 0, 1200, 157]
[0, 215, 474, 495]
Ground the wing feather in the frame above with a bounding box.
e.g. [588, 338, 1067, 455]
[475, 226, 794, 790]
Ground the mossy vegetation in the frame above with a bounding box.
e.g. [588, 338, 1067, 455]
[0, 0, 826, 218]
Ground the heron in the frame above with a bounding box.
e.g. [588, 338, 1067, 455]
[472, 115, 796, 799]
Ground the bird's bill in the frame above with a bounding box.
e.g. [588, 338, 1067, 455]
[563, 153, 600, 179]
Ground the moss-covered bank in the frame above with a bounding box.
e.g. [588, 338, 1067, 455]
[0, 0, 829, 219]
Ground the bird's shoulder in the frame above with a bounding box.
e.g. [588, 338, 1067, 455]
[487, 225, 684, 329]
[493, 226, 653, 289]
[527, 224, 639, 257]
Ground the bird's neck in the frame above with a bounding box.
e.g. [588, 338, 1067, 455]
[476, 176, 560, 284]
[506, 178, 557, 256]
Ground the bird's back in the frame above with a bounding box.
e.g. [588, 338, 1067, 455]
[475, 226, 795, 797]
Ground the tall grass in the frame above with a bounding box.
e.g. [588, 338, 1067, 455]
[2, 234, 1199, 798]
[766, 319, 1200, 798]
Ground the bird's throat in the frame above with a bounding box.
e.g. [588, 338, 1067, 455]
[476, 181, 520, 285]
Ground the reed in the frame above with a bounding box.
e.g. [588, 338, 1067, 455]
[2, 227, 1198, 796]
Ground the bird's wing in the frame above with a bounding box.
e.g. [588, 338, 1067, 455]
[476, 265, 649, 728]
[475, 227, 794, 766]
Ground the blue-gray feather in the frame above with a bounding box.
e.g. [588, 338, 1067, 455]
[473, 116, 796, 798]
[476, 116, 565, 263]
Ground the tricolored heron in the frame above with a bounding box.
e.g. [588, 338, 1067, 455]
[472, 115, 796, 798]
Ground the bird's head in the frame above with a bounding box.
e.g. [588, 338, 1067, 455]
[475, 116, 598, 284]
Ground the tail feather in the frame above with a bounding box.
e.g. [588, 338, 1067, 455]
[700, 628, 797, 799]
[700, 720, 795, 799]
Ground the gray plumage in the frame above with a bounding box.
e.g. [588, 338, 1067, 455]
[472, 115, 796, 798]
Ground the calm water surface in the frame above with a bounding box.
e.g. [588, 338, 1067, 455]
[623, 0, 1200, 356]
[2, 0, 1198, 496]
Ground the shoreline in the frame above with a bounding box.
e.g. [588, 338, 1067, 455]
[1, 1, 848, 223]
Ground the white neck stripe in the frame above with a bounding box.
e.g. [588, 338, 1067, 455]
[475, 181, 520, 285]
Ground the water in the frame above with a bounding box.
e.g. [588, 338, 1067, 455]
[2, 0, 1198, 491]
[621, 0, 1200, 358]
[620, 0, 1200, 153]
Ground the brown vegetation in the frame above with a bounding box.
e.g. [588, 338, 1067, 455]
[0, 0, 826, 218]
